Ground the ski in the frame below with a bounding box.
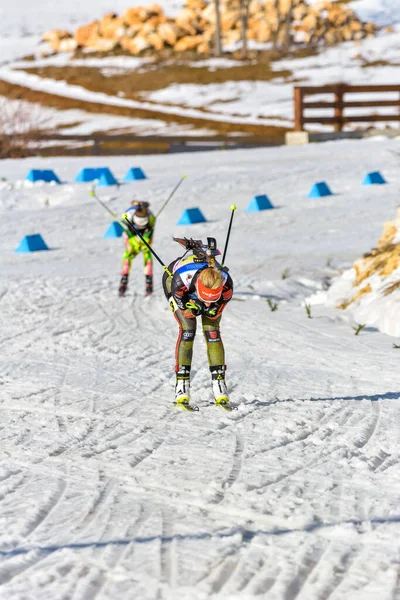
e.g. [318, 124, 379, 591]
[209, 402, 238, 412]
[172, 402, 199, 412]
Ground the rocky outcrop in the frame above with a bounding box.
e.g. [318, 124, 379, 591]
[42, 0, 379, 56]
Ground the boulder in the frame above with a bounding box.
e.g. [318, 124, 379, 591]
[158, 22, 181, 46]
[42, 29, 72, 43]
[201, 3, 216, 24]
[123, 7, 145, 26]
[197, 41, 210, 53]
[185, 0, 207, 11]
[75, 21, 100, 46]
[221, 11, 239, 31]
[99, 13, 126, 39]
[175, 8, 200, 34]
[51, 37, 78, 52]
[127, 35, 152, 54]
[174, 34, 205, 51]
[147, 4, 164, 16]
[222, 28, 241, 45]
[147, 32, 165, 50]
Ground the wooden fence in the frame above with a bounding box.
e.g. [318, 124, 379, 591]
[294, 84, 400, 132]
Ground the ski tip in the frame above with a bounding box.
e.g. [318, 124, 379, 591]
[230, 204, 237, 211]
[183, 174, 187, 179]
[209, 402, 238, 412]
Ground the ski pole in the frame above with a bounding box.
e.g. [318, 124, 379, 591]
[122, 214, 172, 277]
[90, 185, 129, 230]
[156, 175, 187, 218]
[221, 204, 237, 266]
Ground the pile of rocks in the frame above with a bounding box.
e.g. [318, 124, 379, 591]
[43, 0, 378, 56]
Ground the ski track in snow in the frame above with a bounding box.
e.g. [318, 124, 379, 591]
[1, 142, 400, 598]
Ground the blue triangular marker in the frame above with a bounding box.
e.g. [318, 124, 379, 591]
[177, 208, 207, 225]
[97, 169, 118, 186]
[123, 167, 147, 181]
[15, 234, 49, 252]
[307, 182, 333, 198]
[362, 171, 386, 185]
[41, 169, 61, 183]
[75, 168, 101, 182]
[104, 222, 125, 238]
[246, 194, 274, 211]
[26, 169, 60, 183]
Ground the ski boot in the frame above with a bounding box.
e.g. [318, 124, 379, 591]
[174, 366, 196, 410]
[145, 274, 153, 297]
[119, 275, 129, 297]
[210, 365, 232, 409]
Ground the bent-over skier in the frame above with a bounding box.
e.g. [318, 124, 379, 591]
[119, 201, 156, 297]
[162, 237, 233, 409]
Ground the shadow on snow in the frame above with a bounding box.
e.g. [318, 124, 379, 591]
[251, 390, 400, 407]
[1, 514, 400, 559]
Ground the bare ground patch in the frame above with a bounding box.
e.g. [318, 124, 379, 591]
[0, 75, 288, 138]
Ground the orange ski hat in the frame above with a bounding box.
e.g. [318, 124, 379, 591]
[196, 278, 223, 303]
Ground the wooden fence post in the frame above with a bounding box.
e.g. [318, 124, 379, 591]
[334, 84, 345, 131]
[294, 87, 304, 131]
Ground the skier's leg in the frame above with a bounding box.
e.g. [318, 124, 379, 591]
[142, 246, 153, 296]
[163, 268, 196, 403]
[119, 236, 140, 296]
[202, 315, 229, 404]
[173, 310, 197, 403]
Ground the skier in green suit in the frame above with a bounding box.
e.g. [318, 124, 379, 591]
[119, 201, 156, 297]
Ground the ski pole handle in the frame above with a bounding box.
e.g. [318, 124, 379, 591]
[221, 204, 237, 266]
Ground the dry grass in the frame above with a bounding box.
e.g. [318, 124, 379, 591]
[0, 97, 50, 158]
[355, 243, 400, 287]
[21, 57, 291, 97]
[384, 280, 400, 296]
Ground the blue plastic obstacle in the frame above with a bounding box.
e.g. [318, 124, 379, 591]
[177, 208, 206, 225]
[307, 182, 333, 198]
[26, 169, 60, 184]
[362, 171, 387, 185]
[75, 167, 118, 184]
[123, 167, 147, 181]
[75, 168, 100, 182]
[15, 234, 49, 253]
[104, 221, 125, 238]
[97, 169, 118, 187]
[246, 194, 274, 211]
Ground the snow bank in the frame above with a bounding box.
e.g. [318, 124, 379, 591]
[317, 206, 400, 336]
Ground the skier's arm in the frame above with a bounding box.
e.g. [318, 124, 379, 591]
[171, 273, 197, 318]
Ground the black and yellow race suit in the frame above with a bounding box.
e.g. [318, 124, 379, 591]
[162, 255, 233, 370]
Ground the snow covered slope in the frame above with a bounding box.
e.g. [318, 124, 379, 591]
[1, 138, 400, 598]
